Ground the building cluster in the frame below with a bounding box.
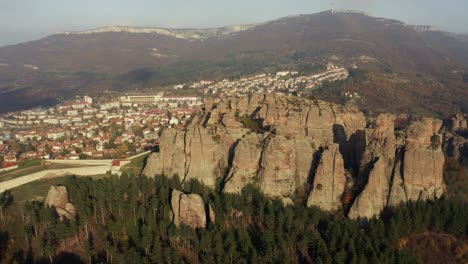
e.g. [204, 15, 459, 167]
[0, 95, 202, 168]
[173, 63, 348, 97]
[0, 64, 350, 169]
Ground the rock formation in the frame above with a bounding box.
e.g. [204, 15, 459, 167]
[349, 117, 446, 219]
[450, 113, 468, 132]
[171, 190, 212, 229]
[348, 114, 396, 219]
[349, 158, 388, 219]
[224, 133, 264, 193]
[258, 135, 316, 198]
[307, 144, 346, 211]
[443, 113, 468, 165]
[44, 186, 76, 220]
[143, 94, 448, 219]
[402, 118, 445, 201]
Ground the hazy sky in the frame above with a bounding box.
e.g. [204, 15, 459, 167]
[1, 0, 467, 47]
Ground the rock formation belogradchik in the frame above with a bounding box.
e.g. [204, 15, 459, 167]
[443, 113, 468, 166]
[143, 94, 446, 219]
[44, 186, 76, 220]
[171, 190, 214, 229]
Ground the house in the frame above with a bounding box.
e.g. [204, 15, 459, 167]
[48, 130, 65, 140]
[83, 108, 96, 114]
[169, 117, 179, 125]
[71, 102, 88, 109]
[66, 155, 80, 160]
[4, 155, 17, 163]
[44, 118, 59, 125]
[26, 151, 38, 158]
[59, 119, 71, 125]
[67, 109, 79, 116]
[40, 153, 51, 160]
[144, 132, 159, 140]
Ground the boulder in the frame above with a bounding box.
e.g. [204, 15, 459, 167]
[307, 144, 346, 211]
[44, 186, 76, 220]
[171, 190, 208, 229]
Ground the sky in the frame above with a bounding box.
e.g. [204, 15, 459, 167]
[0, 0, 467, 47]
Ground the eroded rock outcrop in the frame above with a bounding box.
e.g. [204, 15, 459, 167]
[307, 144, 346, 211]
[349, 117, 446, 219]
[44, 186, 76, 220]
[171, 190, 211, 229]
[224, 133, 264, 193]
[403, 118, 445, 201]
[143, 94, 448, 219]
[348, 114, 396, 219]
[450, 113, 468, 132]
[258, 135, 316, 198]
[349, 158, 388, 219]
[443, 113, 468, 165]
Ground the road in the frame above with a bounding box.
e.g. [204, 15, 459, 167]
[0, 151, 152, 193]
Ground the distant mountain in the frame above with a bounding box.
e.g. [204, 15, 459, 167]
[0, 11, 467, 116]
[62, 24, 257, 40]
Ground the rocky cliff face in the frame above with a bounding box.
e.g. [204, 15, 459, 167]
[307, 144, 346, 211]
[348, 116, 446, 219]
[44, 186, 76, 220]
[143, 94, 447, 219]
[402, 118, 445, 202]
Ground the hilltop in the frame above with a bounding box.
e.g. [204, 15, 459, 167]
[0, 11, 467, 116]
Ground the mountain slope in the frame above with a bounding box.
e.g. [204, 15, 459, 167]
[0, 11, 467, 115]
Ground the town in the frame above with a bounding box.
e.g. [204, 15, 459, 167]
[179, 62, 349, 96]
[0, 63, 349, 170]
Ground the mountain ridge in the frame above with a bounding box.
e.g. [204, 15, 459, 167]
[61, 24, 258, 41]
[0, 11, 467, 116]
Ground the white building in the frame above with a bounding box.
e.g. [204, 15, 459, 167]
[44, 118, 59, 125]
[100, 101, 121, 110]
[59, 119, 71, 125]
[84, 95, 93, 104]
[67, 110, 79, 116]
[120, 93, 164, 105]
[48, 131, 65, 140]
[169, 117, 179, 125]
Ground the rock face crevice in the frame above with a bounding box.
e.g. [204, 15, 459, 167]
[143, 94, 447, 219]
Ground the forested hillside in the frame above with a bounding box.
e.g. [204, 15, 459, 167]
[0, 174, 466, 263]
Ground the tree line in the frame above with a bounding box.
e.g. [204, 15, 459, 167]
[0, 174, 466, 263]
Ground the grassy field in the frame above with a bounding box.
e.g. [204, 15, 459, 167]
[121, 153, 150, 176]
[8, 174, 110, 203]
[18, 159, 42, 168]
